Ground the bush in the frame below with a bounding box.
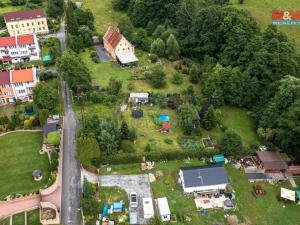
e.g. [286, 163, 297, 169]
[127, 82, 135, 91]
[149, 54, 158, 63]
[48, 131, 60, 146]
[171, 72, 183, 85]
[90, 51, 97, 58]
[92, 57, 100, 63]
[121, 140, 135, 153]
[145, 143, 152, 152]
[105, 153, 142, 164]
[24, 119, 32, 128]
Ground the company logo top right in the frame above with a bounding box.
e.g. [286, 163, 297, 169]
[272, 10, 300, 26]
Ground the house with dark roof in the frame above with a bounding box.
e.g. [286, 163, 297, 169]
[179, 165, 230, 194]
[0, 34, 40, 64]
[103, 26, 138, 65]
[4, 9, 48, 36]
[256, 151, 288, 173]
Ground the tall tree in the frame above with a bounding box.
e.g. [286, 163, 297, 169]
[47, 0, 64, 18]
[65, 1, 78, 35]
[33, 82, 59, 113]
[166, 34, 180, 60]
[77, 135, 100, 167]
[150, 38, 165, 57]
[219, 129, 243, 157]
[57, 50, 91, 92]
[178, 104, 199, 135]
[202, 105, 217, 130]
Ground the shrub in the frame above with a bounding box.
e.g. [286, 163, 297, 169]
[145, 143, 152, 152]
[90, 51, 97, 58]
[127, 82, 135, 91]
[149, 54, 158, 63]
[92, 57, 100, 63]
[24, 119, 32, 128]
[121, 140, 135, 153]
[171, 72, 183, 85]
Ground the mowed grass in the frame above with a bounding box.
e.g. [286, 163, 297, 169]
[230, 0, 300, 52]
[0, 132, 50, 199]
[202, 106, 260, 148]
[99, 187, 129, 208]
[80, 49, 201, 94]
[227, 166, 300, 225]
[121, 105, 183, 153]
[80, 0, 126, 34]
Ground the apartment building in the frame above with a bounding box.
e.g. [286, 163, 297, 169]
[0, 68, 38, 104]
[4, 9, 49, 36]
[0, 34, 40, 64]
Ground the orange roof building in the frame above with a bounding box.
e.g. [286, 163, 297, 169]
[0, 67, 38, 104]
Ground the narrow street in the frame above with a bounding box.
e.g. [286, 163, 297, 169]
[57, 20, 81, 225]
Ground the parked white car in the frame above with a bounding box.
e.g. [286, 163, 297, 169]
[130, 192, 138, 208]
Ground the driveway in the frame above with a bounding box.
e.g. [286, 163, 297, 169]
[94, 45, 111, 61]
[99, 174, 152, 224]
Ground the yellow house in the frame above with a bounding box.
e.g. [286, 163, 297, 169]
[4, 9, 49, 36]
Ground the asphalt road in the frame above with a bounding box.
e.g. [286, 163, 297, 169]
[57, 20, 81, 225]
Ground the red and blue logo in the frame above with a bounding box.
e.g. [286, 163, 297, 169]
[272, 10, 300, 26]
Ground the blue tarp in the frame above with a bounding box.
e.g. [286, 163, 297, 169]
[102, 203, 109, 219]
[213, 155, 225, 164]
[113, 202, 122, 211]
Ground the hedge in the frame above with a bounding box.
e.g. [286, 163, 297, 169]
[103, 149, 218, 165]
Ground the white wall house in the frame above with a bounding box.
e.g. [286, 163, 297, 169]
[179, 165, 230, 194]
[142, 198, 154, 219]
[156, 197, 171, 222]
[11, 68, 38, 101]
[0, 34, 40, 64]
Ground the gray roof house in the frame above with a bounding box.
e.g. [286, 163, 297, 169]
[179, 165, 230, 194]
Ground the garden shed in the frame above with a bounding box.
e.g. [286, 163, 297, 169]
[128, 93, 149, 104]
[212, 155, 225, 165]
[256, 151, 288, 173]
[156, 197, 170, 222]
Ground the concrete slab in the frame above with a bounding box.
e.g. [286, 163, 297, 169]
[99, 174, 152, 224]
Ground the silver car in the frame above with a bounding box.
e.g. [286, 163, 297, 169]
[130, 192, 138, 208]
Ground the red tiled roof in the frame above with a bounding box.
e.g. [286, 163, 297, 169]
[12, 69, 34, 83]
[104, 26, 122, 49]
[0, 35, 35, 47]
[0, 71, 10, 85]
[4, 9, 45, 22]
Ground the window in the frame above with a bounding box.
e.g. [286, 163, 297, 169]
[18, 89, 25, 94]
[27, 23, 29, 26]
[22, 24, 24, 27]
[32, 22, 34, 26]
[15, 25, 18, 28]
[11, 25, 14, 29]
[37, 22, 40, 25]
[41, 21, 44, 24]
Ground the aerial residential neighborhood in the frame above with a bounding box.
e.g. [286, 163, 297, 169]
[0, 0, 299, 225]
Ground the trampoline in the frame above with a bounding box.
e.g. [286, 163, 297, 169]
[157, 114, 170, 122]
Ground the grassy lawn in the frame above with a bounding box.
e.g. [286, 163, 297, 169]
[0, 0, 26, 15]
[12, 213, 25, 225]
[80, 0, 126, 34]
[0, 132, 50, 199]
[80, 49, 201, 94]
[121, 105, 183, 153]
[202, 106, 260, 148]
[0, 105, 15, 117]
[27, 209, 42, 225]
[99, 186, 129, 208]
[230, 0, 300, 52]
[227, 166, 300, 225]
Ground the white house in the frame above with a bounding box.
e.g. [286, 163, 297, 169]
[11, 67, 38, 101]
[128, 92, 149, 104]
[179, 165, 230, 194]
[103, 26, 138, 65]
[156, 197, 171, 222]
[0, 34, 40, 64]
[142, 198, 154, 219]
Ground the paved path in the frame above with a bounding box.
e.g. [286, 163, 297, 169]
[0, 129, 42, 137]
[94, 45, 110, 61]
[81, 167, 99, 185]
[99, 174, 152, 224]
